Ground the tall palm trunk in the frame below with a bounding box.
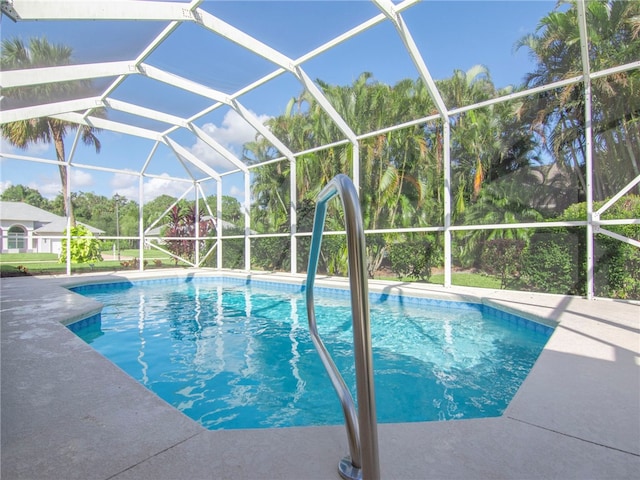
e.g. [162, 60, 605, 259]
[622, 119, 640, 177]
[49, 120, 76, 226]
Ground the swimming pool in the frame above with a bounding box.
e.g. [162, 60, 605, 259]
[68, 277, 553, 430]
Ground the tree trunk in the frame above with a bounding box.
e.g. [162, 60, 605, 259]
[49, 120, 75, 226]
[622, 119, 640, 177]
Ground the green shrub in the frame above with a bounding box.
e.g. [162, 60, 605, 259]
[100, 240, 114, 251]
[252, 237, 291, 272]
[562, 195, 640, 299]
[210, 227, 244, 269]
[388, 238, 436, 281]
[613, 243, 640, 299]
[296, 234, 348, 276]
[222, 238, 245, 269]
[521, 230, 581, 294]
[518, 195, 639, 299]
[59, 225, 104, 264]
[480, 238, 526, 289]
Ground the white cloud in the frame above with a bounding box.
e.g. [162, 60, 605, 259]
[143, 175, 193, 203]
[229, 184, 244, 198]
[0, 180, 13, 194]
[71, 169, 94, 188]
[0, 138, 51, 157]
[29, 169, 95, 199]
[189, 109, 272, 170]
[109, 168, 225, 204]
[30, 178, 61, 199]
[110, 170, 139, 200]
[208, 109, 271, 146]
[110, 172, 194, 204]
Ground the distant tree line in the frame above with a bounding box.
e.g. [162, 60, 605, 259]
[242, 0, 639, 298]
[1, 0, 638, 297]
[0, 184, 242, 251]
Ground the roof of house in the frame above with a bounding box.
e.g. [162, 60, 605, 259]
[0, 201, 104, 235]
[34, 218, 104, 235]
[0, 201, 61, 223]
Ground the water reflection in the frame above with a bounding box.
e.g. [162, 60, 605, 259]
[69, 281, 550, 430]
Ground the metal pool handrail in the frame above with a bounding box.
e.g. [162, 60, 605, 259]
[306, 174, 380, 480]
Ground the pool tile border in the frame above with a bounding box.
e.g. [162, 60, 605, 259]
[67, 275, 554, 337]
[3, 270, 638, 480]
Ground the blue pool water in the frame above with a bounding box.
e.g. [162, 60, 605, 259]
[68, 277, 552, 430]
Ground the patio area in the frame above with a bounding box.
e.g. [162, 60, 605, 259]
[1, 269, 638, 479]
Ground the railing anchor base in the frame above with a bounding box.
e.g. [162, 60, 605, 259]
[339, 456, 362, 480]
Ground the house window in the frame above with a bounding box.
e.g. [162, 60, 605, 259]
[8, 226, 26, 250]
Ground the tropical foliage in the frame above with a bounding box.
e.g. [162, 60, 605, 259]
[241, 0, 638, 297]
[0, 184, 50, 210]
[1, 1, 638, 299]
[59, 224, 103, 264]
[162, 205, 215, 265]
[1, 37, 104, 225]
[515, 0, 640, 201]
[246, 67, 543, 274]
[387, 237, 438, 282]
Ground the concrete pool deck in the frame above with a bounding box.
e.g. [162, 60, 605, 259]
[1, 269, 639, 479]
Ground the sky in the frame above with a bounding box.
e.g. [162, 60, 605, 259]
[0, 0, 556, 204]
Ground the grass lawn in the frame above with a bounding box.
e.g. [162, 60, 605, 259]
[1, 252, 504, 289]
[429, 272, 502, 289]
[0, 252, 58, 262]
[0, 249, 185, 277]
[373, 271, 502, 289]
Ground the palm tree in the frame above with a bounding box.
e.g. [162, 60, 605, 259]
[1, 37, 103, 225]
[455, 180, 543, 268]
[438, 66, 535, 222]
[516, 0, 640, 202]
[247, 71, 492, 275]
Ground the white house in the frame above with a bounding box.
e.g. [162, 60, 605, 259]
[0, 201, 104, 254]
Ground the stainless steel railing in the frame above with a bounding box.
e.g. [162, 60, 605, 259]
[306, 174, 380, 480]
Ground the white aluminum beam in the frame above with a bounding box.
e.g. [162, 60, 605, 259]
[190, 124, 248, 172]
[295, 0, 419, 67]
[140, 142, 161, 175]
[196, 8, 294, 72]
[0, 61, 136, 88]
[590, 60, 640, 79]
[8, 0, 196, 21]
[175, 155, 197, 182]
[138, 63, 230, 104]
[138, 172, 145, 270]
[232, 99, 296, 162]
[595, 175, 640, 217]
[216, 178, 222, 269]
[164, 136, 221, 181]
[65, 162, 140, 175]
[293, 65, 360, 188]
[196, 182, 216, 219]
[596, 228, 640, 249]
[373, 0, 448, 118]
[294, 66, 358, 145]
[0, 152, 58, 165]
[104, 98, 188, 128]
[576, 0, 595, 300]
[0, 97, 103, 123]
[52, 112, 163, 141]
[443, 122, 452, 288]
[66, 123, 83, 165]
